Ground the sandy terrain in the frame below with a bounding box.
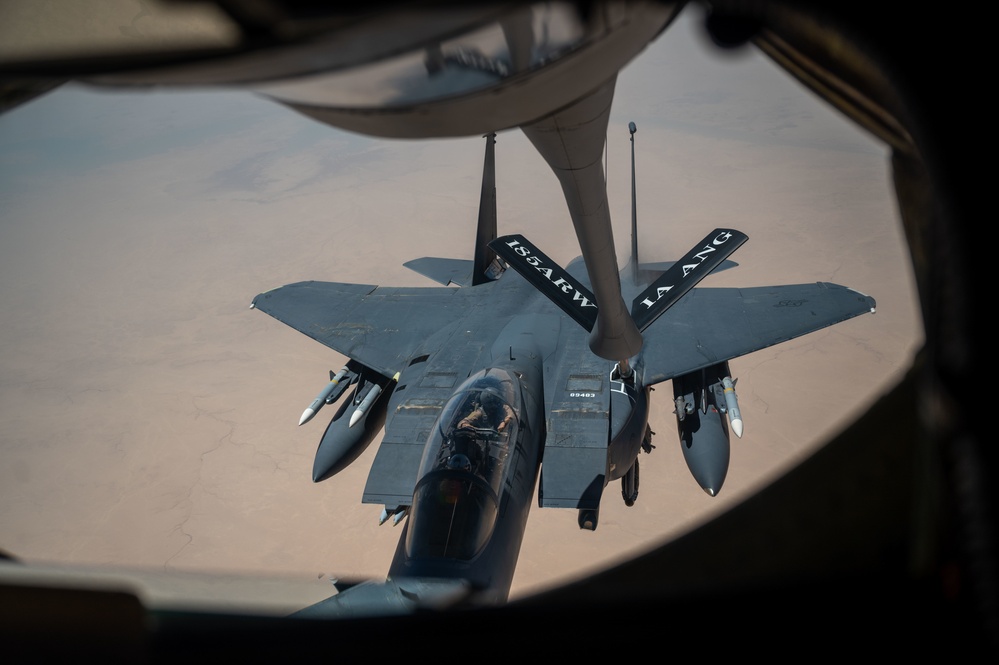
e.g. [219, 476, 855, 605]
[0, 10, 921, 612]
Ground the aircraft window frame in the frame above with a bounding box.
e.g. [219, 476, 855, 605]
[404, 367, 523, 561]
[417, 368, 521, 493]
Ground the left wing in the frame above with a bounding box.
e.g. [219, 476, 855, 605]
[251, 281, 481, 377]
[640, 282, 876, 385]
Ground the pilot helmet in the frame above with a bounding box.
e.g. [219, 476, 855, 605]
[480, 391, 501, 411]
[447, 453, 471, 472]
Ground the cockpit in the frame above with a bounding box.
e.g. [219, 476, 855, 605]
[405, 368, 522, 561]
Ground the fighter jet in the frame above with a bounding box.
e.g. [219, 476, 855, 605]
[250, 129, 875, 614]
[0, 1, 988, 654]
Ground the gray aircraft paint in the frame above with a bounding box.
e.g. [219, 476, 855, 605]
[250, 132, 875, 614]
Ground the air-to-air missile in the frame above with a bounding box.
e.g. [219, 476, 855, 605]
[721, 375, 743, 438]
[349, 379, 390, 428]
[379, 506, 408, 527]
[299, 366, 356, 426]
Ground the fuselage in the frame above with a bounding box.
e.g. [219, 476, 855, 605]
[379, 260, 650, 601]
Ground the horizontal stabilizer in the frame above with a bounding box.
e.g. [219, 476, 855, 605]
[404, 257, 474, 286]
[631, 228, 748, 331]
[489, 234, 598, 331]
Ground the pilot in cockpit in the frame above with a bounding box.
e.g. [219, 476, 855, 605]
[446, 430, 483, 475]
[457, 391, 514, 433]
[446, 453, 472, 473]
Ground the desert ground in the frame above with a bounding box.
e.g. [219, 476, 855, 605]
[0, 10, 922, 613]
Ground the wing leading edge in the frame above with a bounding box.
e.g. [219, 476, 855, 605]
[640, 282, 876, 385]
[251, 281, 480, 378]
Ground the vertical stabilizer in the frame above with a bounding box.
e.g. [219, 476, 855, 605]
[472, 133, 499, 285]
[629, 121, 639, 285]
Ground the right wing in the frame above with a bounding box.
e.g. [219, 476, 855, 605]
[640, 282, 876, 385]
[251, 281, 479, 377]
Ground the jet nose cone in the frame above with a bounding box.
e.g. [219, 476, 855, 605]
[703, 487, 717, 497]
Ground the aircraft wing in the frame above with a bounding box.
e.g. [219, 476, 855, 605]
[251, 281, 475, 378]
[640, 282, 876, 385]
